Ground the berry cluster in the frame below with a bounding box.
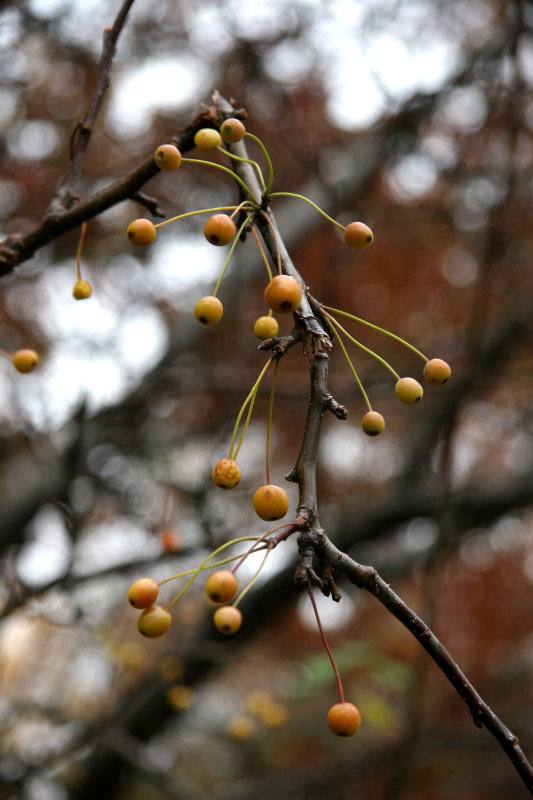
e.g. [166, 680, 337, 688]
[123, 114, 452, 739]
[321, 306, 451, 434]
[127, 528, 283, 644]
[125, 119, 371, 342]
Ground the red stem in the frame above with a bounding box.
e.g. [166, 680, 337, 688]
[307, 580, 344, 703]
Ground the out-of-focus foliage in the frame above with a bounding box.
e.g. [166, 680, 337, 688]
[1, 1, 533, 799]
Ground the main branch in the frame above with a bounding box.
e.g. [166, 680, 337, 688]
[213, 92, 533, 794]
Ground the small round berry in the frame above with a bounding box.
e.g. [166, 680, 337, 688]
[245, 690, 272, 715]
[395, 377, 424, 405]
[194, 128, 222, 151]
[205, 570, 239, 604]
[204, 214, 236, 246]
[259, 701, 289, 729]
[117, 641, 145, 667]
[361, 410, 385, 436]
[166, 684, 195, 711]
[423, 358, 451, 387]
[194, 296, 223, 325]
[212, 458, 241, 489]
[343, 221, 374, 248]
[253, 315, 279, 340]
[137, 605, 171, 638]
[327, 702, 362, 737]
[128, 577, 159, 609]
[154, 143, 182, 171]
[227, 714, 255, 742]
[12, 349, 39, 373]
[220, 118, 246, 143]
[213, 605, 242, 635]
[160, 528, 181, 553]
[72, 280, 92, 300]
[264, 275, 303, 314]
[127, 218, 156, 246]
[253, 484, 289, 521]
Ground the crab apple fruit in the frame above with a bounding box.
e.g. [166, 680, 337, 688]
[194, 296, 223, 325]
[137, 605, 171, 638]
[327, 702, 362, 737]
[395, 377, 424, 405]
[343, 221, 374, 248]
[205, 570, 239, 604]
[128, 577, 159, 609]
[253, 315, 279, 340]
[220, 118, 246, 143]
[204, 214, 236, 246]
[213, 605, 242, 635]
[12, 349, 39, 373]
[72, 280, 92, 300]
[253, 484, 289, 521]
[127, 218, 156, 246]
[264, 275, 302, 314]
[361, 410, 385, 436]
[160, 528, 181, 553]
[259, 702, 289, 729]
[154, 143, 182, 171]
[212, 458, 241, 489]
[194, 128, 222, 151]
[227, 714, 255, 741]
[423, 358, 451, 386]
[166, 684, 195, 711]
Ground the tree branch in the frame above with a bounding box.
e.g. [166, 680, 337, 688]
[211, 91, 533, 794]
[50, 0, 138, 213]
[317, 531, 533, 792]
[0, 111, 214, 275]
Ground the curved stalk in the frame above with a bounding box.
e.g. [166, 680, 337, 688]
[324, 306, 428, 362]
[324, 312, 401, 380]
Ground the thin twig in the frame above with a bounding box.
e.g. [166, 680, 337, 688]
[51, 0, 137, 212]
[0, 113, 213, 275]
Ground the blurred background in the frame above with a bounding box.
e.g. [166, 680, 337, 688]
[1, 0, 533, 798]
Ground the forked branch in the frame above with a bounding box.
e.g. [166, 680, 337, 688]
[213, 92, 533, 794]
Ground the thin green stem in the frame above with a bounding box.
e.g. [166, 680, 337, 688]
[329, 324, 372, 412]
[251, 225, 273, 282]
[324, 306, 428, 362]
[229, 358, 273, 459]
[324, 312, 401, 380]
[245, 132, 274, 194]
[307, 582, 345, 703]
[182, 157, 258, 203]
[159, 545, 262, 586]
[233, 546, 272, 608]
[75, 221, 87, 281]
[230, 521, 294, 574]
[265, 359, 280, 485]
[164, 537, 260, 611]
[219, 147, 266, 192]
[213, 212, 255, 296]
[269, 192, 344, 231]
[154, 206, 243, 229]
[233, 381, 260, 460]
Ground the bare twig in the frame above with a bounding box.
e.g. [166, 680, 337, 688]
[50, 0, 138, 213]
[0, 112, 213, 275]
